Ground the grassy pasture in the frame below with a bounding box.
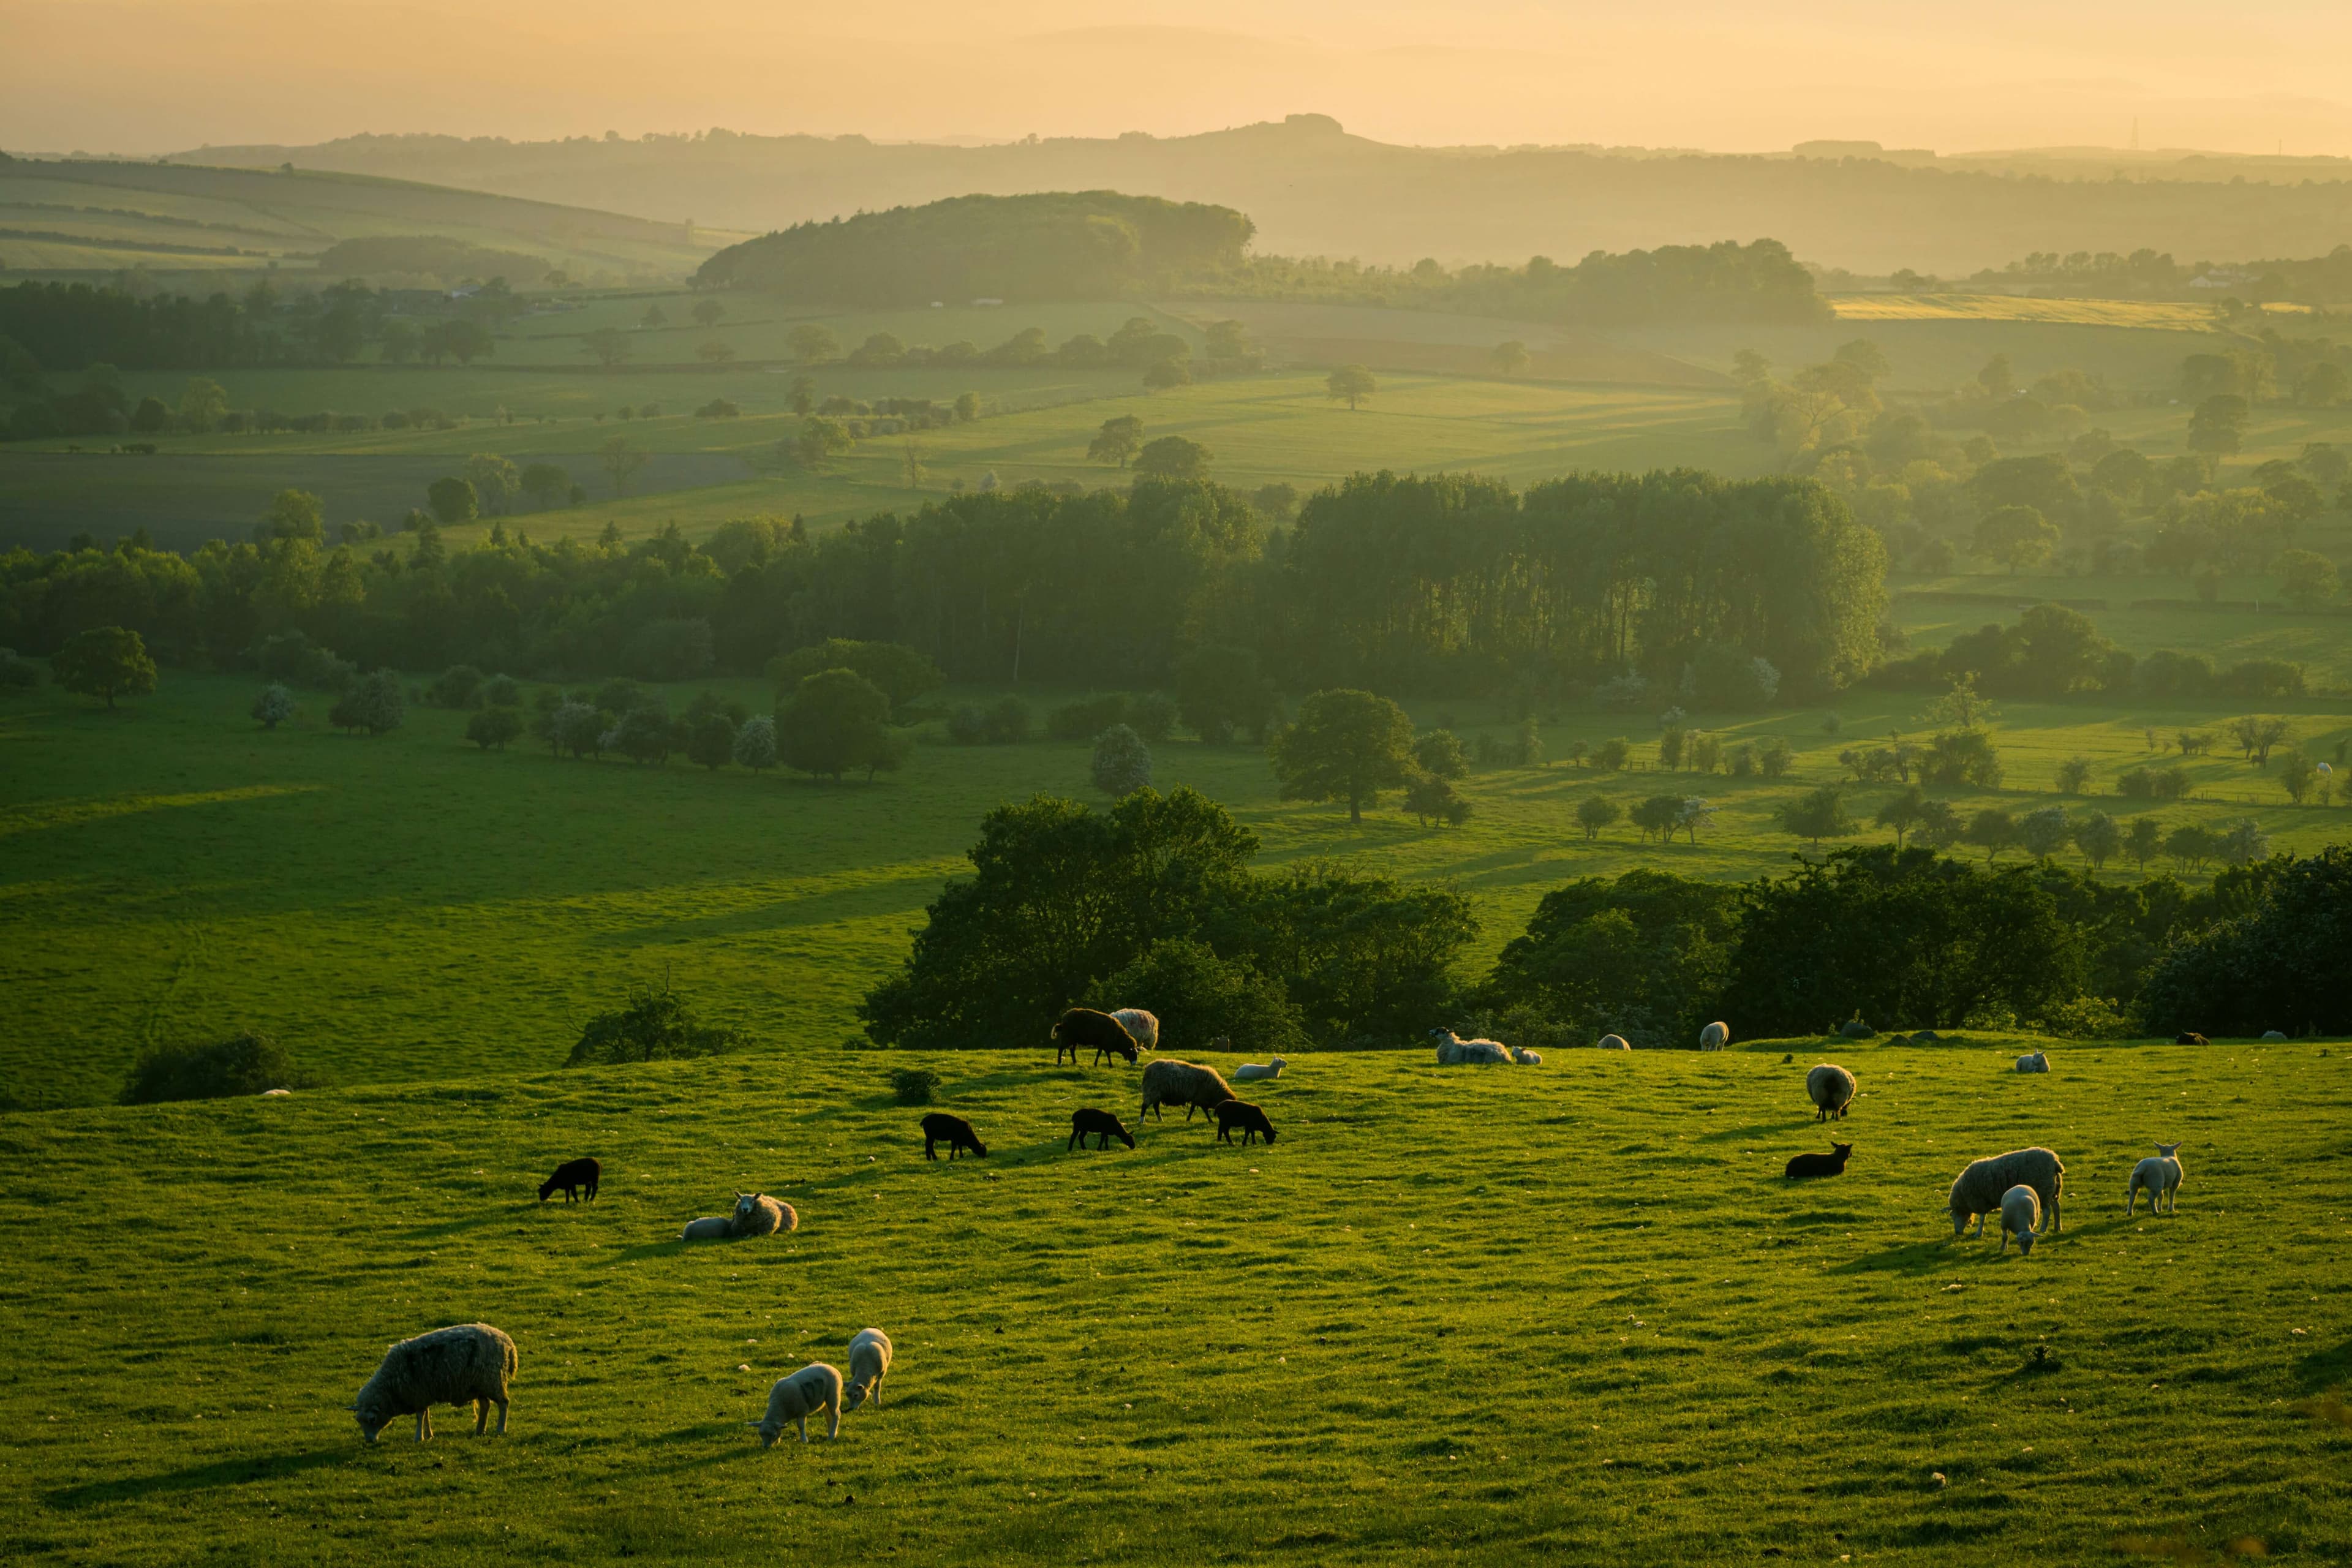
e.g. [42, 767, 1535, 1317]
[1829, 294, 2232, 330]
[0, 1037, 2346, 1566]
[4, 674, 2347, 1107]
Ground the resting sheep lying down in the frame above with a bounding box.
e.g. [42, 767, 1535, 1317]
[1233, 1058, 1286, 1082]
[752, 1363, 843, 1446]
[1430, 1028, 1512, 1065]
[682, 1191, 796, 1241]
[350, 1322, 516, 1444]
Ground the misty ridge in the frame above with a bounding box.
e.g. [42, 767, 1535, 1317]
[162, 115, 2352, 274]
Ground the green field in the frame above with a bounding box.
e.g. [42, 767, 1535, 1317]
[1, 1035, 2345, 1565]
[4, 674, 2347, 1109]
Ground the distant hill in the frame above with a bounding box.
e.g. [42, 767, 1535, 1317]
[0, 156, 733, 283]
[162, 117, 2352, 275]
[698, 191, 1253, 303]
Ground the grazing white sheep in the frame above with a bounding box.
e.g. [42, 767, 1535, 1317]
[1597, 1034, 1632, 1051]
[1806, 1063, 1858, 1121]
[1949, 1147, 2065, 1238]
[2015, 1052, 2050, 1073]
[844, 1328, 893, 1412]
[1110, 1008, 1160, 1052]
[1233, 1057, 1286, 1082]
[1998, 1185, 2043, 1256]
[349, 1323, 516, 1444]
[751, 1363, 843, 1446]
[1698, 1021, 1730, 1051]
[2125, 1142, 2185, 1216]
[1431, 1028, 1512, 1065]
[1510, 1047, 1543, 1066]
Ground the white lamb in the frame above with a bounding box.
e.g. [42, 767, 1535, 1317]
[1698, 1021, 1730, 1051]
[1998, 1185, 2043, 1256]
[2015, 1051, 2050, 1073]
[1233, 1057, 1286, 1082]
[843, 1328, 893, 1412]
[1510, 1047, 1542, 1065]
[750, 1363, 843, 1446]
[1110, 1008, 1159, 1053]
[2125, 1142, 2184, 1216]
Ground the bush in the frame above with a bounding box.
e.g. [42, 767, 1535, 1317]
[1758, 737, 1793, 778]
[1403, 771, 1471, 826]
[119, 1033, 312, 1103]
[465, 706, 524, 750]
[694, 398, 742, 418]
[427, 663, 483, 708]
[1091, 723, 1153, 796]
[0, 647, 41, 690]
[481, 673, 521, 707]
[254, 630, 354, 691]
[567, 985, 743, 1066]
[1593, 737, 1631, 772]
[985, 698, 1031, 742]
[890, 1068, 943, 1106]
[731, 714, 778, 771]
[608, 705, 674, 764]
[1129, 692, 1178, 742]
[2055, 756, 2092, 794]
[2220, 658, 2305, 699]
[328, 669, 405, 734]
[1049, 694, 1129, 741]
[1920, 729, 2003, 789]
[251, 684, 294, 729]
[1414, 730, 1469, 779]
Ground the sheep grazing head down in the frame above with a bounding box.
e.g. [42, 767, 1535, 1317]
[350, 1396, 394, 1443]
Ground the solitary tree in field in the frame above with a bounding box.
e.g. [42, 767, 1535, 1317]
[1269, 688, 1416, 824]
[731, 714, 778, 774]
[582, 328, 633, 369]
[1874, 785, 1927, 847]
[1087, 415, 1145, 467]
[2019, 805, 2071, 859]
[251, 683, 294, 729]
[640, 304, 668, 330]
[1490, 340, 1530, 375]
[178, 377, 229, 433]
[1326, 363, 1377, 410]
[51, 626, 157, 710]
[1403, 770, 1471, 827]
[441, 320, 494, 366]
[1141, 356, 1191, 393]
[691, 298, 725, 329]
[786, 325, 839, 363]
[792, 417, 853, 469]
[426, 475, 479, 526]
[1090, 723, 1153, 797]
[1778, 784, 1855, 851]
[465, 706, 524, 750]
[1133, 435, 1210, 480]
[2125, 814, 2164, 872]
[2073, 810, 2122, 869]
[599, 434, 649, 496]
[2187, 394, 2248, 456]
[1964, 807, 2019, 864]
[521, 461, 570, 509]
[778, 668, 899, 782]
[687, 711, 737, 770]
[328, 669, 405, 735]
[1574, 793, 1622, 841]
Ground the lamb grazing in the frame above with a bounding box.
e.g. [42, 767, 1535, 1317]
[1139, 1058, 1236, 1123]
[1068, 1107, 1136, 1151]
[729, 1191, 796, 1237]
[1213, 1098, 1277, 1146]
[1110, 1008, 1160, 1053]
[1599, 1034, 1632, 1051]
[1699, 1021, 1730, 1051]
[2176, 1031, 2208, 1046]
[2015, 1052, 2050, 1073]
[2125, 1143, 2185, 1216]
[538, 1156, 601, 1204]
[1430, 1028, 1511, 1065]
[750, 1363, 843, 1447]
[1999, 1184, 2043, 1256]
[1948, 1147, 2065, 1239]
[921, 1112, 987, 1161]
[1052, 1006, 1140, 1066]
[349, 1322, 516, 1444]
[1509, 1047, 1542, 1066]
[1234, 1057, 1286, 1082]
[1806, 1063, 1858, 1121]
[843, 1328, 893, 1412]
[1783, 1142, 1852, 1180]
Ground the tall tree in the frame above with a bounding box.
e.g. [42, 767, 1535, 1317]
[1326, 364, 1377, 410]
[1269, 689, 1415, 824]
[49, 626, 157, 709]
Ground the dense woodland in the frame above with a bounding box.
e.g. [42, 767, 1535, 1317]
[0, 470, 1887, 699]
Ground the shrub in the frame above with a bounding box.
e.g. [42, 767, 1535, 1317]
[1090, 723, 1153, 796]
[254, 630, 354, 691]
[686, 712, 736, 769]
[694, 398, 742, 418]
[1129, 692, 1178, 742]
[566, 985, 743, 1066]
[1593, 737, 1631, 772]
[1403, 771, 1471, 826]
[891, 1067, 943, 1106]
[2055, 755, 2092, 794]
[1414, 730, 1469, 780]
[1175, 645, 1279, 742]
[1920, 729, 2003, 789]
[251, 684, 294, 729]
[608, 705, 674, 764]
[985, 697, 1031, 743]
[119, 1033, 312, 1104]
[0, 647, 41, 690]
[1575, 794, 1623, 840]
[328, 669, 404, 734]
[550, 701, 605, 758]
[481, 673, 521, 707]
[731, 714, 778, 771]
[1758, 737, 1793, 778]
[465, 706, 524, 750]
[427, 663, 483, 708]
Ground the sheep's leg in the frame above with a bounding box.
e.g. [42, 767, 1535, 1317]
[797, 1414, 808, 1444]
[416, 1409, 431, 1443]
[474, 1398, 489, 1435]
[494, 1396, 508, 1435]
[872, 1377, 883, 1409]
[825, 1403, 840, 1440]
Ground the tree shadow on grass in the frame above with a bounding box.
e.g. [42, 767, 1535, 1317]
[47, 1445, 347, 1509]
[1829, 1237, 1970, 1277]
[2296, 1333, 2352, 1395]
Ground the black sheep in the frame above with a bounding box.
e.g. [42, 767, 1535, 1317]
[1068, 1107, 1136, 1152]
[538, 1156, 601, 1203]
[921, 1112, 988, 1161]
[1213, 1099, 1276, 1146]
[1053, 1007, 1138, 1066]
[1783, 1142, 1853, 1180]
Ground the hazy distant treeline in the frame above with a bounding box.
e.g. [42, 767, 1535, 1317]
[0, 470, 1886, 700]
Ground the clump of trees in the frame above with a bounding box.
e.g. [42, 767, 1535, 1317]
[567, 984, 742, 1066]
[119, 1032, 313, 1103]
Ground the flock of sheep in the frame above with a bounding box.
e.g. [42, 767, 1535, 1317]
[349, 1008, 2193, 1448]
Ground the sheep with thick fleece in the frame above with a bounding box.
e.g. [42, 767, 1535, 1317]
[2125, 1143, 2185, 1216]
[1999, 1185, 2043, 1256]
[750, 1363, 843, 1446]
[1598, 1034, 1632, 1050]
[1233, 1057, 1285, 1082]
[683, 1192, 795, 1241]
[1140, 1058, 1235, 1122]
[1949, 1147, 2066, 1238]
[844, 1328, 893, 1412]
[1699, 1021, 1730, 1051]
[1510, 1047, 1542, 1066]
[1430, 1028, 1512, 1065]
[350, 1322, 516, 1444]
[1807, 1063, 1858, 1121]
[2015, 1051, 2050, 1073]
[1110, 1008, 1159, 1053]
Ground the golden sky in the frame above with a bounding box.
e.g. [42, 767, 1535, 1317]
[8, 0, 2352, 156]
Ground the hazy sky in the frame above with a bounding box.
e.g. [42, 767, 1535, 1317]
[9, 0, 2352, 157]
